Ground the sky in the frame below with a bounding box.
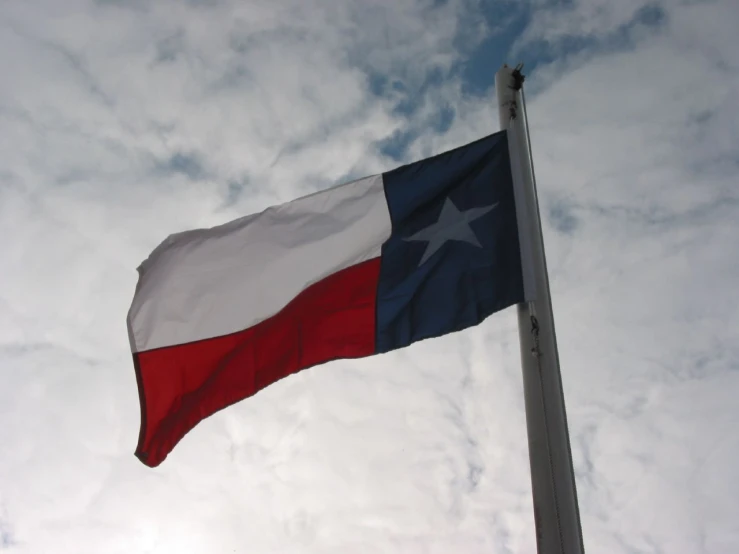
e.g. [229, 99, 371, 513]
[1, 0, 738, 552]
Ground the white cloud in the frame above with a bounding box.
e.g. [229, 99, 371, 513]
[1, 0, 738, 552]
[514, 0, 739, 551]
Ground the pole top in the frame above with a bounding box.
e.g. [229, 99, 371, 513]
[496, 63, 525, 85]
[495, 63, 525, 124]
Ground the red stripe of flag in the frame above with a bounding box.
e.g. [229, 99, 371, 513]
[134, 257, 382, 467]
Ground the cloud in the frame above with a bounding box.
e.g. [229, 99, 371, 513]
[1, 0, 738, 552]
[511, 1, 739, 551]
[0, 511, 15, 550]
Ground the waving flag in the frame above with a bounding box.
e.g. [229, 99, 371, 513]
[127, 129, 525, 467]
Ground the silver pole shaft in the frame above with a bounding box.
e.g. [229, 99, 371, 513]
[495, 64, 585, 554]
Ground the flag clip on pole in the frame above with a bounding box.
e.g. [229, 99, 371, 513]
[495, 64, 585, 554]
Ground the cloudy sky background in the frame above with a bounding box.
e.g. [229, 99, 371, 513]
[1, 0, 738, 552]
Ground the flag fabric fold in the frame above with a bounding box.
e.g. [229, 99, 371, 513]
[127, 129, 524, 467]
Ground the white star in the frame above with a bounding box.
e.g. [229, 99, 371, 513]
[403, 197, 499, 266]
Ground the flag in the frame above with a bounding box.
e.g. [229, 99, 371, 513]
[127, 129, 525, 467]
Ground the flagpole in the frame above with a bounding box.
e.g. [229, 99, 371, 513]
[495, 64, 585, 554]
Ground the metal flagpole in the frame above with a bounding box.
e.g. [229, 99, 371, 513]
[495, 64, 585, 554]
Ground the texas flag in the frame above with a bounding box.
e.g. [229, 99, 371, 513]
[127, 129, 525, 467]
